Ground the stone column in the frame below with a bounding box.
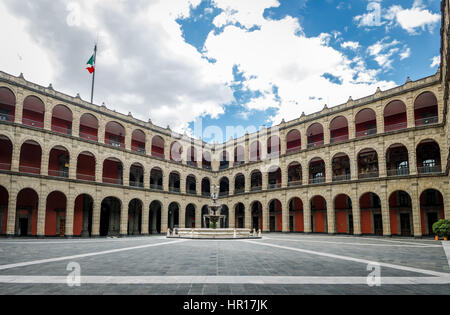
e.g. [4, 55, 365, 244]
[69, 154, 77, 180]
[348, 116, 356, 140]
[229, 204, 235, 229]
[179, 203, 186, 228]
[262, 171, 268, 191]
[161, 201, 168, 233]
[72, 111, 80, 138]
[120, 201, 128, 236]
[123, 164, 130, 187]
[195, 205, 202, 229]
[10, 143, 20, 172]
[91, 200, 101, 236]
[325, 153, 332, 183]
[98, 121, 106, 145]
[262, 202, 269, 232]
[282, 200, 289, 232]
[324, 121, 330, 145]
[304, 197, 312, 233]
[244, 203, 251, 230]
[81, 196, 91, 237]
[36, 193, 46, 236]
[141, 201, 150, 235]
[380, 190, 392, 236]
[95, 158, 102, 183]
[41, 151, 49, 176]
[143, 167, 150, 189]
[44, 103, 52, 131]
[406, 96, 414, 128]
[408, 142, 417, 175]
[410, 186, 422, 237]
[352, 188, 362, 235]
[350, 150, 358, 180]
[64, 195, 75, 237]
[180, 176, 186, 194]
[14, 92, 24, 124]
[6, 186, 17, 236]
[281, 164, 288, 188]
[326, 196, 336, 234]
[125, 128, 132, 151]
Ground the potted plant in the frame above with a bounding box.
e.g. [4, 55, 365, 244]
[432, 219, 450, 241]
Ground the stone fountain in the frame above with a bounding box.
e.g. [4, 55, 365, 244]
[167, 185, 261, 239]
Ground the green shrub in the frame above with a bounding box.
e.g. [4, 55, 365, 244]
[432, 219, 450, 237]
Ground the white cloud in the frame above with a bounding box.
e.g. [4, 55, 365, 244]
[356, 0, 441, 34]
[430, 55, 441, 68]
[1, 0, 234, 134]
[367, 39, 408, 69]
[204, 11, 396, 124]
[341, 41, 360, 50]
[386, 3, 441, 34]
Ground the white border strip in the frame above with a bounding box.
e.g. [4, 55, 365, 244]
[0, 275, 448, 285]
[243, 240, 450, 278]
[0, 239, 186, 271]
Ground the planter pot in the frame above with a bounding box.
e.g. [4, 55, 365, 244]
[435, 236, 440, 241]
[444, 237, 448, 241]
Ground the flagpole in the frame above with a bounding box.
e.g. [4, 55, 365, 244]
[90, 44, 97, 104]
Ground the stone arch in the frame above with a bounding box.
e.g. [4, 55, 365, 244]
[100, 197, 122, 236]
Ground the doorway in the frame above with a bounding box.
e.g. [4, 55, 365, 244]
[400, 213, 411, 236]
[374, 214, 383, 235]
[19, 218, 28, 236]
[427, 212, 438, 235]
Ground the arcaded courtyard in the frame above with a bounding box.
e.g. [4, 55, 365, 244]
[0, 234, 449, 295]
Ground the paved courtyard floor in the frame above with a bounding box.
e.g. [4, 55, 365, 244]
[0, 234, 449, 295]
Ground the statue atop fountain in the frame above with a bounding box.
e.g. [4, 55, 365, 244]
[203, 185, 226, 229]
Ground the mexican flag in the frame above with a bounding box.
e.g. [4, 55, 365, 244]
[86, 54, 95, 74]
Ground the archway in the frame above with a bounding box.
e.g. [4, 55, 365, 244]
[359, 192, 382, 235]
[310, 196, 327, 233]
[330, 116, 349, 144]
[269, 199, 282, 232]
[289, 197, 303, 232]
[48, 146, 69, 178]
[16, 188, 39, 236]
[168, 202, 180, 230]
[384, 100, 407, 131]
[74, 194, 93, 237]
[23, 96, 45, 128]
[185, 204, 196, 228]
[0, 135, 12, 170]
[0, 186, 9, 235]
[420, 189, 444, 235]
[149, 201, 162, 234]
[105, 121, 125, 148]
[19, 140, 42, 174]
[79, 113, 99, 141]
[128, 199, 142, 235]
[51, 105, 72, 135]
[334, 194, 353, 234]
[100, 197, 121, 236]
[235, 203, 245, 228]
[251, 201, 263, 231]
[389, 191, 413, 236]
[45, 191, 67, 236]
[0, 87, 16, 122]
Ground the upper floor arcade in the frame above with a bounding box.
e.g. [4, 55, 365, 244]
[0, 70, 445, 174]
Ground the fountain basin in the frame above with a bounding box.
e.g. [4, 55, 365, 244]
[167, 228, 262, 239]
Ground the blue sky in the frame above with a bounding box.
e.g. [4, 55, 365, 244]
[177, 0, 442, 141]
[0, 0, 442, 143]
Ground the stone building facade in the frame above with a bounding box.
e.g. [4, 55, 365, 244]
[0, 0, 449, 238]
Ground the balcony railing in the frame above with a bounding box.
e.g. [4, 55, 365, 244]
[234, 188, 245, 195]
[387, 168, 409, 177]
[384, 121, 407, 132]
[131, 146, 146, 154]
[0, 113, 14, 122]
[130, 181, 144, 188]
[267, 152, 280, 159]
[286, 146, 301, 154]
[77, 173, 95, 182]
[219, 191, 229, 197]
[151, 151, 165, 159]
[418, 165, 442, 174]
[51, 125, 72, 135]
[169, 187, 181, 193]
[309, 177, 325, 184]
[234, 161, 245, 166]
[332, 174, 351, 182]
[102, 177, 123, 185]
[268, 183, 281, 190]
[0, 162, 11, 171]
[330, 135, 349, 144]
[79, 131, 98, 142]
[48, 169, 69, 178]
[288, 180, 302, 187]
[202, 191, 211, 197]
[415, 116, 438, 126]
[307, 140, 324, 149]
[358, 171, 379, 179]
[150, 184, 163, 191]
[356, 128, 377, 138]
[251, 186, 262, 192]
[107, 140, 125, 149]
[187, 161, 198, 167]
[22, 118, 44, 129]
[19, 165, 41, 175]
